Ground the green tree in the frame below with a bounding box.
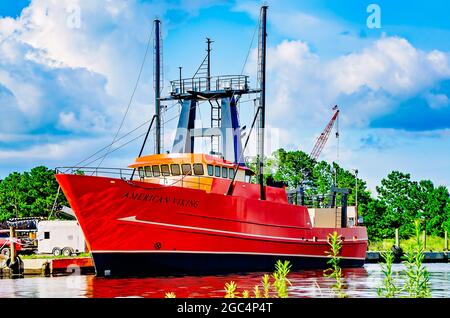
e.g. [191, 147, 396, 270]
[376, 171, 417, 238]
[411, 182, 449, 237]
[272, 149, 316, 190]
[361, 198, 391, 240]
[0, 166, 67, 221]
[245, 149, 450, 242]
[0, 172, 27, 220]
[370, 171, 450, 240]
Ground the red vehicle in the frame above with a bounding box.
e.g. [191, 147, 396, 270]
[0, 237, 22, 258]
[56, 6, 367, 277]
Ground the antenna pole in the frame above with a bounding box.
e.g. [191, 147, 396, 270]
[154, 19, 161, 154]
[206, 38, 212, 91]
[258, 6, 268, 200]
[179, 66, 183, 93]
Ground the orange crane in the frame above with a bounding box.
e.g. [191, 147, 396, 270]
[310, 105, 339, 161]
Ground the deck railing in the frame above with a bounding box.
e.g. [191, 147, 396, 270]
[55, 167, 216, 190]
[170, 75, 249, 95]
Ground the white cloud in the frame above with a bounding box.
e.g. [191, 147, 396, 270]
[0, 0, 219, 178]
[0, 139, 87, 161]
[424, 92, 449, 109]
[328, 37, 450, 96]
[247, 34, 450, 192]
[256, 37, 450, 133]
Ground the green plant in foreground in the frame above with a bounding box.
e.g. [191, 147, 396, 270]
[403, 248, 431, 298]
[222, 260, 293, 298]
[377, 250, 399, 298]
[253, 285, 261, 298]
[272, 260, 292, 298]
[324, 231, 347, 298]
[224, 281, 238, 298]
[403, 220, 431, 298]
[262, 274, 270, 298]
[377, 220, 432, 298]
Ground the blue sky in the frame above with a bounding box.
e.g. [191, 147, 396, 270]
[0, 0, 449, 193]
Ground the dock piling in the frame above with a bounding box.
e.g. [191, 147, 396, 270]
[395, 228, 399, 248]
[9, 226, 16, 262]
[445, 231, 448, 251]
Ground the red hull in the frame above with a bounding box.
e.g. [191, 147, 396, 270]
[56, 174, 367, 276]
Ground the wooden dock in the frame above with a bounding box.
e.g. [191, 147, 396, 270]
[1, 257, 95, 276]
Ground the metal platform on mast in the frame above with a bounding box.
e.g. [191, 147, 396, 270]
[161, 75, 260, 101]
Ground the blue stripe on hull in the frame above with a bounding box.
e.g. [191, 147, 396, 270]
[92, 252, 365, 277]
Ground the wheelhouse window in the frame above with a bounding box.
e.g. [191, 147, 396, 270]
[161, 164, 170, 176]
[170, 164, 181, 176]
[181, 164, 192, 175]
[144, 166, 152, 177]
[138, 167, 145, 178]
[193, 163, 204, 175]
[207, 164, 214, 176]
[222, 167, 228, 178]
[228, 168, 235, 179]
[152, 165, 160, 177]
[214, 166, 221, 177]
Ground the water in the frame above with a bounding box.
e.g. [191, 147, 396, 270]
[0, 264, 449, 298]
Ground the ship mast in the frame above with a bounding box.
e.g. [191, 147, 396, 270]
[154, 19, 162, 154]
[129, 18, 163, 180]
[257, 5, 268, 200]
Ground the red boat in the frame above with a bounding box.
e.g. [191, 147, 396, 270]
[56, 6, 367, 277]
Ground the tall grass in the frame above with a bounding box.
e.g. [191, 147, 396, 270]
[403, 220, 431, 298]
[323, 231, 347, 298]
[223, 260, 292, 298]
[377, 250, 399, 298]
[377, 220, 431, 298]
[165, 260, 292, 298]
[369, 236, 446, 252]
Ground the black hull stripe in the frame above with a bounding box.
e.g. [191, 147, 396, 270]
[92, 249, 365, 260]
[91, 252, 365, 277]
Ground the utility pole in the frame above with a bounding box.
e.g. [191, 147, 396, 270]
[352, 168, 359, 225]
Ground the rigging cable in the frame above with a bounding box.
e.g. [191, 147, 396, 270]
[81, 94, 219, 167]
[227, 102, 261, 195]
[69, 102, 179, 171]
[80, 112, 182, 168]
[240, 21, 259, 76]
[94, 23, 155, 172]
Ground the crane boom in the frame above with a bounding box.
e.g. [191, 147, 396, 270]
[310, 106, 339, 161]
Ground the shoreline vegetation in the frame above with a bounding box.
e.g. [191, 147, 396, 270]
[1, 149, 449, 244]
[369, 236, 448, 252]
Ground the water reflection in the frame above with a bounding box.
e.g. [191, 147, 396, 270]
[0, 264, 449, 298]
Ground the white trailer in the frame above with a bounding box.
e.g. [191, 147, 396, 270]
[37, 220, 86, 256]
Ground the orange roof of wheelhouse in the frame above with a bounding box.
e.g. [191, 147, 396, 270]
[128, 153, 252, 172]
